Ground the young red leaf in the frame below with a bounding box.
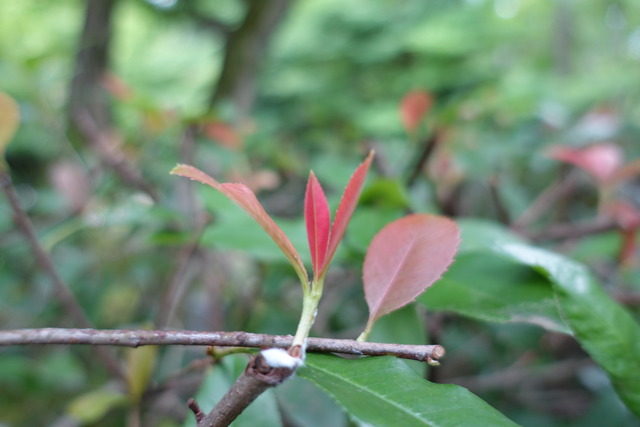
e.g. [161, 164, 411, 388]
[547, 143, 623, 183]
[319, 151, 374, 277]
[400, 90, 433, 134]
[362, 214, 460, 328]
[171, 164, 308, 284]
[305, 172, 330, 279]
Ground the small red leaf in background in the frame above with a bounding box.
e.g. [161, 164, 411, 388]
[548, 143, 623, 183]
[101, 72, 134, 101]
[204, 121, 243, 150]
[363, 214, 460, 327]
[171, 164, 308, 282]
[320, 151, 374, 277]
[305, 172, 330, 278]
[400, 90, 433, 133]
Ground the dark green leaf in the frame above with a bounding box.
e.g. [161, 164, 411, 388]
[493, 243, 640, 418]
[299, 354, 519, 427]
[421, 252, 570, 334]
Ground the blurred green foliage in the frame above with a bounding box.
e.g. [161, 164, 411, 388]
[1, 0, 640, 425]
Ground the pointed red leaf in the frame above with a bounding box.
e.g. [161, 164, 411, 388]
[305, 172, 330, 279]
[548, 143, 623, 183]
[400, 90, 433, 133]
[363, 214, 460, 326]
[171, 164, 308, 284]
[320, 151, 374, 277]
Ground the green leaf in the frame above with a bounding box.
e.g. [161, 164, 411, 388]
[184, 354, 282, 427]
[421, 252, 570, 334]
[126, 344, 158, 404]
[299, 354, 519, 427]
[67, 388, 128, 424]
[276, 375, 349, 427]
[493, 243, 640, 418]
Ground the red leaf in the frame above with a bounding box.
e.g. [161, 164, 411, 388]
[363, 214, 460, 326]
[171, 164, 308, 284]
[548, 143, 623, 183]
[305, 172, 330, 279]
[400, 90, 433, 133]
[320, 151, 374, 277]
[204, 121, 243, 150]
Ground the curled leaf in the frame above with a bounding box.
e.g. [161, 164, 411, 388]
[305, 171, 330, 279]
[361, 214, 460, 338]
[0, 92, 20, 156]
[320, 151, 374, 277]
[171, 164, 308, 286]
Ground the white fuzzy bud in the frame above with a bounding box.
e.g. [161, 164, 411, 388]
[261, 348, 303, 369]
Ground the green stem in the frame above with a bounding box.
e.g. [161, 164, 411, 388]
[291, 280, 323, 356]
[356, 319, 374, 342]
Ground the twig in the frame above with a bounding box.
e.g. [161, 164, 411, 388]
[155, 235, 203, 329]
[209, 0, 292, 120]
[0, 170, 124, 379]
[73, 110, 159, 202]
[512, 171, 578, 229]
[0, 328, 446, 363]
[198, 351, 297, 426]
[188, 398, 205, 423]
[488, 175, 511, 225]
[521, 218, 617, 242]
[406, 133, 439, 187]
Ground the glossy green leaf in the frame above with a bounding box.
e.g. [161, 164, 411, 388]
[299, 354, 519, 427]
[276, 375, 349, 427]
[493, 243, 640, 417]
[184, 354, 281, 427]
[420, 252, 570, 334]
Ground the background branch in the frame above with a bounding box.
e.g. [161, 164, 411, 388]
[0, 170, 124, 379]
[0, 328, 446, 363]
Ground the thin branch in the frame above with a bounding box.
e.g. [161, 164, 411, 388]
[73, 110, 159, 202]
[521, 218, 617, 242]
[198, 351, 296, 426]
[188, 398, 205, 423]
[155, 234, 203, 329]
[488, 175, 511, 225]
[0, 170, 124, 379]
[512, 171, 578, 229]
[406, 132, 439, 187]
[0, 328, 446, 364]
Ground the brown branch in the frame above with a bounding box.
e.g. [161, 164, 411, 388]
[406, 132, 439, 187]
[68, 0, 118, 132]
[73, 110, 159, 202]
[0, 170, 124, 379]
[0, 328, 446, 364]
[521, 218, 617, 242]
[210, 0, 293, 119]
[155, 235, 203, 329]
[488, 175, 511, 225]
[198, 351, 297, 426]
[512, 171, 578, 229]
[188, 398, 205, 423]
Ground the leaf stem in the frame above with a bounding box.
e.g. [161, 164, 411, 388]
[291, 280, 323, 355]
